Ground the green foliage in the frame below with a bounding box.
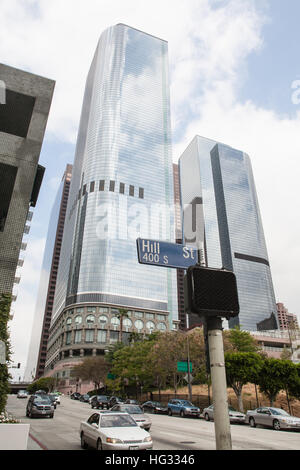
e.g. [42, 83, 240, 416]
[256, 358, 298, 406]
[225, 352, 264, 411]
[224, 326, 259, 353]
[27, 377, 56, 394]
[71, 356, 109, 389]
[0, 294, 12, 414]
[287, 363, 300, 400]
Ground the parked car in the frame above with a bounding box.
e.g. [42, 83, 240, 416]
[167, 399, 201, 418]
[110, 404, 152, 431]
[70, 392, 81, 400]
[79, 394, 91, 403]
[26, 394, 54, 419]
[17, 390, 29, 399]
[91, 395, 110, 409]
[141, 401, 168, 414]
[79, 411, 153, 450]
[203, 404, 246, 424]
[108, 396, 125, 408]
[246, 407, 300, 431]
[124, 399, 139, 405]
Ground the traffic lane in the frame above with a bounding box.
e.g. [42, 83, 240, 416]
[150, 414, 300, 450]
[6, 395, 300, 451]
[6, 394, 91, 450]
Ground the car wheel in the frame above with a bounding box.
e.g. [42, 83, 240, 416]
[96, 439, 103, 451]
[180, 410, 185, 418]
[168, 409, 172, 416]
[204, 413, 210, 421]
[249, 417, 256, 428]
[273, 419, 281, 431]
[80, 432, 88, 449]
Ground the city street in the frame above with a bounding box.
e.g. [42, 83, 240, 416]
[6, 395, 300, 451]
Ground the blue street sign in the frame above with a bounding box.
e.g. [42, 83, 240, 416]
[136, 238, 198, 269]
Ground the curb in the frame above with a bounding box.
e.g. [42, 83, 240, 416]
[29, 432, 48, 450]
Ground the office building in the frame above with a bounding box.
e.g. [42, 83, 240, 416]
[44, 24, 178, 388]
[276, 302, 299, 331]
[179, 135, 278, 331]
[24, 165, 72, 381]
[0, 64, 54, 298]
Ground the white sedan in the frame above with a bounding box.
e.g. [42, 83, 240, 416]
[79, 411, 153, 450]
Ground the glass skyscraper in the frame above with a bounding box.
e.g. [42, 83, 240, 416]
[179, 136, 278, 331]
[45, 25, 177, 379]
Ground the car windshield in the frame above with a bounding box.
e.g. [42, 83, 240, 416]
[119, 405, 143, 414]
[34, 396, 51, 404]
[228, 406, 237, 412]
[270, 408, 290, 416]
[153, 402, 163, 407]
[98, 396, 108, 400]
[179, 401, 193, 406]
[101, 414, 137, 428]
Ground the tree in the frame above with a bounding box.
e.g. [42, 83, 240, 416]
[256, 358, 298, 406]
[287, 363, 300, 400]
[225, 352, 264, 412]
[27, 377, 56, 394]
[71, 356, 109, 390]
[0, 294, 12, 414]
[116, 309, 129, 343]
[223, 326, 259, 353]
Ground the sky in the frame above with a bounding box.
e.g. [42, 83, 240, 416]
[1, 0, 300, 380]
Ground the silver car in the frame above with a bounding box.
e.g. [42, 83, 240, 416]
[246, 407, 300, 431]
[110, 404, 152, 431]
[79, 411, 153, 450]
[203, 404, 246, 424]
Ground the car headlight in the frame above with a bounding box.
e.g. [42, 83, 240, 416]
[143, 436, 152, 442]
[106, 437, 123, 444]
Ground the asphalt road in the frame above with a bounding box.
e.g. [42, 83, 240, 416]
[6, 395, 300, 451]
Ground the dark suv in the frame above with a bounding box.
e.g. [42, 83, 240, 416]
[90, 395, 110, 409]
[26, 395, 54, 418]
[108, 396, 125, 408]
[70, 392, 81, 400]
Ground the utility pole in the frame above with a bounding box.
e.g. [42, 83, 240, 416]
[206, 316, 232, 450]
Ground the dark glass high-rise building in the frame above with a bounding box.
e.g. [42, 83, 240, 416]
[179, 136, 278, 331]
[24, 165, 72, 381]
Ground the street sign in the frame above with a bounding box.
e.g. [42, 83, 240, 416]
[107, 373, 116, 380]
[136, 238, 197, 270]
[177, 361, 192, 373]
[184, 373, 194, 383]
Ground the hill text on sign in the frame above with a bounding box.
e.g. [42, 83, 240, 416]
[136, 238, 197, 269]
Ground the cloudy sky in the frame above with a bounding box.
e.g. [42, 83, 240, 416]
[1, 0, 300, 380]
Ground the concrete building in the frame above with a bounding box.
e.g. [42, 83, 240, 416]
[0, 63, 55, 300]
[250, 329, 300, 361]
[179, 136, 278, 331]
[24, 165, 72, 382]
[277, 302, 299, 331]
[44, 24, 178, 390]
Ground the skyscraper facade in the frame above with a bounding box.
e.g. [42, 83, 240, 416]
[0, 64, 54, 298]
[44, 24, 177, 383]
[179, 136, 278, 331]
[24, 165, 72, 382]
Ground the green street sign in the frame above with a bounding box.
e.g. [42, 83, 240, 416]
[177, 361, 192, 373]
[107, 373, 116, 380]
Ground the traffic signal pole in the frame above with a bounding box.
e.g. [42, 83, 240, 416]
[206, 316, 232, 450]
